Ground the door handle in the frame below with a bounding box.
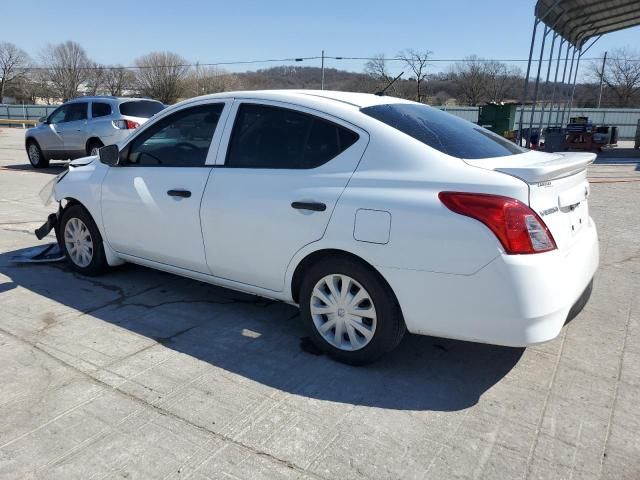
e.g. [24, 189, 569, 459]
[291, 201, 326, 212]
[167, 189, 191, 198]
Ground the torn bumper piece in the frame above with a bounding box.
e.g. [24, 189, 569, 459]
[11, 243, 65, 263]
[25, 207, 65, 263]
[35, 203, 63, 241]
[35, 212, 59, 240]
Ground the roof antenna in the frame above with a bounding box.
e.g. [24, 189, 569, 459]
[374, 71, 404, 96]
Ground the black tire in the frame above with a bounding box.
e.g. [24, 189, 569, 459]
[86, 139, 104, 157]
[60, 205, 108, 276]
[26, 139, 50, 168]
[299, 256, 406, 365]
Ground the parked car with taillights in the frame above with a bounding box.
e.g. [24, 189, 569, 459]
[36, 90, 599, 364]
[25, 96, 165, 168]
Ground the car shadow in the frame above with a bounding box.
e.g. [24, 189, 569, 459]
[0, 246, 524, 412]
[1, 163, 67, 174]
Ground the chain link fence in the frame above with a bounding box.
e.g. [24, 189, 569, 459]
[2, 103, 638, 139]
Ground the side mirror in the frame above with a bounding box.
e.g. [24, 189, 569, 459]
[39, 116, 48, 124]
[99, 144, 120, 166]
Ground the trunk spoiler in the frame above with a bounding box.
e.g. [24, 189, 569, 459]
[465, 151, 596, 183]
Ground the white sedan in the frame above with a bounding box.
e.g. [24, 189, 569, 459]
[38, 90, 599, 364]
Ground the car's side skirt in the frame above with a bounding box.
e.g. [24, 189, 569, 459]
[117, 253, 296, 305]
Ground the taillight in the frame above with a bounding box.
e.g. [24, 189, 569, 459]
[439, 192, 556, 254]
[112, 120, 140, 129]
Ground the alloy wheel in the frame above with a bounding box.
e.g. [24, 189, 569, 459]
[28, 144, 40, 166]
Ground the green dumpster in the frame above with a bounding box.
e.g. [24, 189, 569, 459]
[478, 103, 518, 136]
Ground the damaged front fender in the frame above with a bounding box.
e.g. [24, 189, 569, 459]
[33, 157, 125, 267]
[38, 169, 68, 206]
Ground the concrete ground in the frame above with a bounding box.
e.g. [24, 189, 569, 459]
[0, 126, 638, 480]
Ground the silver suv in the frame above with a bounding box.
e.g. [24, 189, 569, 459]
[25, 96, 165, 168]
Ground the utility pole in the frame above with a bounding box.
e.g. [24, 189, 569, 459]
[597, 51, 607, 108]
[321, 50, 325, 90]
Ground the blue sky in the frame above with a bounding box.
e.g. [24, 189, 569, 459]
[3, 0, 638, 76]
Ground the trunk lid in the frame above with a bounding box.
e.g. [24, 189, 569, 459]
[465, 151, 595, 250]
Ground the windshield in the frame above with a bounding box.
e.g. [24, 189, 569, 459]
[119, 100, 165, 118]
[361, 103, 525, 159]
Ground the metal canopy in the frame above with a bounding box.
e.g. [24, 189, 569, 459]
[516, 0, 640, 148]
[536, 0, 640, 47]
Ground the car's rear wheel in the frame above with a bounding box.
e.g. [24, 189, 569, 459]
[87, 139, 104, 156]
[299, 257, 405, 365]
[60, 205, 108, 276]
[26, 140, 49, 168]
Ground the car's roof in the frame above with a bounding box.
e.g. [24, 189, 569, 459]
[66, 96, 163, 104]
[183, 89, 416, 110]
[67, 91, 411, 111]
[148, 90, 421, 135]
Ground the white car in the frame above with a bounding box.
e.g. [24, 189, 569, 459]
[37, 90, 599, 365]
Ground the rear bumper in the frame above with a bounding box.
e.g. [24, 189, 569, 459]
[380, 217, 599, 346]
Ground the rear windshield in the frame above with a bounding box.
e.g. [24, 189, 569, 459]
[119, 100, 165, 118]
[361, 103, 525, 159]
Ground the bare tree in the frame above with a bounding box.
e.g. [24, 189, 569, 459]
[364, 54, 391, 83]
[483, 60, 519, 103]
[15, 69, 55, 104]
[0, 42, 30, 103]
[589, 48, 640, 107]
[398, 49, 432, 102]
[85, 63, 106, 96]
[103, 66, 135, 96]
[364, 53, 404, 95]
[41, 41, 92, 101]
[452, 55, 487, 106]
[134, 52, 189, 104]
[452, 57, 520, 105]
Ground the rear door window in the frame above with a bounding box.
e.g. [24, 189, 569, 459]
[225, 104, 359, 169]
[92, 102, 112, 118]
[361, 103, 525, 159]
[119, 100, 165, 118]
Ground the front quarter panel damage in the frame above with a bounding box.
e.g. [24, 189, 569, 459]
[53, 158, 109, 236]
[37, 158, 124, 266]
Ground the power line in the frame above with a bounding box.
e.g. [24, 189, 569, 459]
[22, 57, 324, 71]
[20, 54, 636, 72]
[332, 55, 637, 63]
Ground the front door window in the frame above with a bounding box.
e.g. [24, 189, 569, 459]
[125, 104, 224, 167]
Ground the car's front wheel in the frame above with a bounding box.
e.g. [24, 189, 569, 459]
[26, 140, 49, 168]
[60, 205, 108, 276]
[299, 257, 405, 365]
